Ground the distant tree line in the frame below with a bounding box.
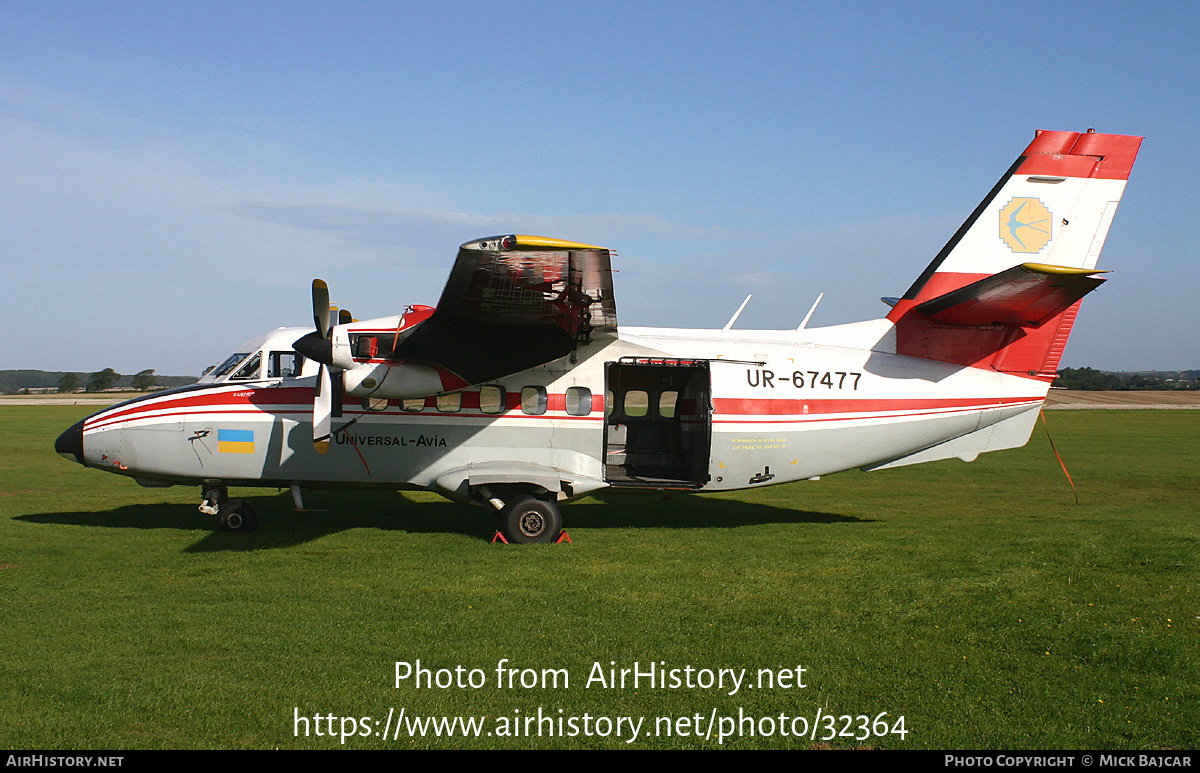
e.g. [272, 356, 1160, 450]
[56, 372, 80, 393]
[1055, 367, 1200, 391]
[84, 368, 118, 392]
[73, 368, 157, 393]
[0, 369, 187, 395]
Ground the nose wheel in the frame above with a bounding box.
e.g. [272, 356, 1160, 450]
[200, 484, 258, 533]
[217, 499, 258, 533]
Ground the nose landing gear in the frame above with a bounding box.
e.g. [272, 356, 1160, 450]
[199, 484, 259, 533]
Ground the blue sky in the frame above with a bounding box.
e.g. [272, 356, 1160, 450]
[2, 1, 1196, 375]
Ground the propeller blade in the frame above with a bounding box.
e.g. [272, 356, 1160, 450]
[307, 279, 345, 454]
[312, 279, 331, 339]
[314, 364, 332, 454]
[339, 308, 352, 325]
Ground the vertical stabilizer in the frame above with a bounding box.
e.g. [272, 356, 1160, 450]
[887, 130, 1142, 379]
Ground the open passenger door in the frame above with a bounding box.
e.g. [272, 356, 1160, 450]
[604, 359, 711, 488]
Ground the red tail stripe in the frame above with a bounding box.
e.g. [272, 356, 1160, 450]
[1016, 131, 1142, 181]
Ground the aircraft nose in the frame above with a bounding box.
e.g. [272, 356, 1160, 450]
[55, 419, 86, 466]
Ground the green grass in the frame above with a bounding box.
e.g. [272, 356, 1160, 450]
[2, 407, 1197, 749]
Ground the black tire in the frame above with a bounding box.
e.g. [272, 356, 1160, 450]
[217, 500, 258, 533]
[500, 495, 562, 544]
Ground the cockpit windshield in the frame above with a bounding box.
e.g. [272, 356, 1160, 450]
[211, 352, 251, 379]
[229, 352, 263, 380]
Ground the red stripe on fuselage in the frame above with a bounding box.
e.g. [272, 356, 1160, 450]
[84, 385, 1043, 433]
[711, 395, 1040, 416]
[86, 407, 607, 431]
[713, 402, 1042, 425]
[84, 386, 313, 430]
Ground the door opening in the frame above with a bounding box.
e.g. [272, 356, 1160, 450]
[604, 360, 711, 488]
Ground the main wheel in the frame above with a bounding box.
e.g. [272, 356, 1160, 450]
[500, 495, 562, 544]
[217, 500, 258, 533]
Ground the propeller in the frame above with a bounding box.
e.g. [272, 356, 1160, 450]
[312, 279, 331, 335]
[293, 279, 345, 455]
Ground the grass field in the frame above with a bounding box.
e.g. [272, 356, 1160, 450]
[2, 406, 1197, 749]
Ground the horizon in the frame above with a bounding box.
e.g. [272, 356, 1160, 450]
[3, 3, 1197, 374]
[5, 364, 1199, 385]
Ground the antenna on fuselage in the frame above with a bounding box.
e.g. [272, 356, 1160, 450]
[797, 292, 824, 330]
[723, 294, 752, 332]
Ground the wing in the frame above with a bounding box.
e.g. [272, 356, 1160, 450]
[391, 235, 618, 386]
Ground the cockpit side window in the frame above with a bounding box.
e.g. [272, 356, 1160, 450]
[352, 333, 395, 360]
[211, 352, 251, 379]
[230, 352, 263, 380]
[268, 352, 303, 379]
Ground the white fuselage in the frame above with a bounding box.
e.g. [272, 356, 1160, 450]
[69, 313, 1048, 504]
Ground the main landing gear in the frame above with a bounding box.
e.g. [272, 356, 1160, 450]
[478, 487, 564, 544]
[199, 484, 258, 533]
[500, 495, 563, 544]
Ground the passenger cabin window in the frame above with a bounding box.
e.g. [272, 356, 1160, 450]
[566, 386, 592, 416]
[268, 352, 303, 378]
[658, 391, 678, 418]
[229, 352, 262, 380]
[401, 398, 425, 412]
[521, 386, 547, 415]
[436, 393, 461, 413]
[362, 397, 389, 412]
[623, 390, 649, 418]
[211, 352, 250, 379]
[479, 385, 505, 414]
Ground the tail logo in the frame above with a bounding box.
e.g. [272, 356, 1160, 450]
[999, 197, 1053, 253]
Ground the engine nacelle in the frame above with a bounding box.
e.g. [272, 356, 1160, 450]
[329, 325, 354, 370]
[342, 362, 446, 399]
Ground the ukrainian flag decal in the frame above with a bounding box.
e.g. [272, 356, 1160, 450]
[217, 429, 255, 454]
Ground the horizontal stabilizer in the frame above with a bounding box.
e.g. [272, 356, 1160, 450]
[914, 263, 1107, 327]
